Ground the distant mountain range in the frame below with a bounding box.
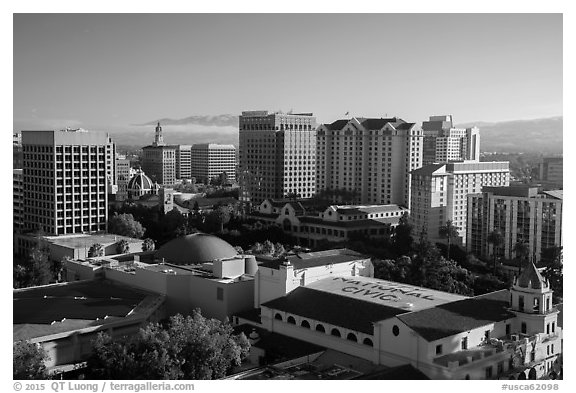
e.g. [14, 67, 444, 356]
[456, 116, 562, 154]
[108, 115, 562, 154]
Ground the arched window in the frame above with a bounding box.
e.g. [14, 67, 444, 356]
[315, 324, 325, 333]
[287, 316, 296, 325]
[331, 328, 341, 337]
[347, 333, 357, 342]
[363, 338, 373, 347]
[392, 325, 400, 336]
[301, 320, 311, 329]
[274, 313, 282, 321]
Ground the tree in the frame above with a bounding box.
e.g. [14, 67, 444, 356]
[234, 246, 244, 254]
[142, 238, 156, 252]
[28, 246, 51, 286]
[88, 243, 104, 258]
[513, 241, 530, 275]
[207, 206, 231, 233]
[86, 310, 250, 380]
[392, 212, 414, 256]
[13, 264, 29, 289]
[273, 243, 286, 257]
[439, 220, 459, 261]
[13, 340, 50, 380]
[540, 247, 563, 302]
[116, 239, 130, 254]
[250, 242, 263, 254]
[108, 213, 146, 239]
[486, 230, 504, 273]
[262, 240, 275, 256]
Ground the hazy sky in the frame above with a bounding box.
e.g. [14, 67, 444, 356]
[14, 13, 562, 130]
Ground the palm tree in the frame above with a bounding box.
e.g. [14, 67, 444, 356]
[439, 220, 460, 261]
[513, 241, 530, 275]
[487, 230, 504, 273]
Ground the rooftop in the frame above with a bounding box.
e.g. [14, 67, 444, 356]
[43, 233, 142, 249]
[14, 280, 159, 341]
[397, 290, 515, 342]
[258, 249, 368, 270]
[262, 286, 410, 334]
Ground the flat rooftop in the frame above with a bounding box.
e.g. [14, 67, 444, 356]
[44, 233, 141, 249]
[259, 249, 368, 270]
[14, 280, 159, 341]
[306, 275, 467, 311]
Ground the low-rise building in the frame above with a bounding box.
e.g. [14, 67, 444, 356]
[249, 199, 409, 247]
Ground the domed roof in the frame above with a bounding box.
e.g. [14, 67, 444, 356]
[516, 262, 548, 290]
[128, 171, 154, 191]
[156, 233, 238, 265]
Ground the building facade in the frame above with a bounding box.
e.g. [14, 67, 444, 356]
[411, 161, 510, 244]
[115, 155, 132, 200]
[141, 123, 176, 186]
[175, 145, 192, 180]
[422, 115, 480, 165]
[467, 186, 562, 263]
[538, 157, 563, 190]
[316, 117, 422, 208]
[239, 111, 316, 204]
[14, 168, 24, 233]
[191, 143, 236, 183]
[21, 129, 113, 235]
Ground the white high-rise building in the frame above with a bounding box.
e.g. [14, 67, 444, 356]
[21, 129, 114, 235]
[316, 117, 422, 207]
[422, 115, 480, 165]
[175, 145, 192, 180]
[191, 143, 236, 183]
[411, 161, 510, 244]
[239, 111, 316, 204]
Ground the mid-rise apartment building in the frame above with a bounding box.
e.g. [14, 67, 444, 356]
[239, 111, 316, 204]
[191, 143, 236, 183]
[467, 186, 562, 263]
[141, 122, 176, 186]
[411, 161, 510, 244]
[21, 129, 113, 235]
[316, 117, 422, 207]
[422, 115, 480, 165]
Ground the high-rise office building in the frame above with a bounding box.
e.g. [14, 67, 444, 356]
[21, 129, 114, 235]
[422, 115, 480, 165]
[141, 122, 176, 186]
[191, 143, 236, 183]
[13, 168, 24, 233]
[538, 156, 563, 190]
[175, 145, 192, 180]
[13, 132, 23, 169]
[115, 154, 132, 200]
[410, 161, 510, 244]
[467, 186, 562, 263]
[316, 117, 422, 207]
[239, 111, 316, 204]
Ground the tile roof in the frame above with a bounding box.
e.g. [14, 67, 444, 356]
[354, 364, 429, 380]
[359, 118, 401, 130]
[262, 287, 408, 334]
[298, 216, 398, 228]
[397, 290, 515, 342]
[324, 119, 349, 131]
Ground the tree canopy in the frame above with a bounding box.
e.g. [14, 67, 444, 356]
[13, 340, 49, 380]
[108, 213, 146, 239]
[86, 310, 249, 380]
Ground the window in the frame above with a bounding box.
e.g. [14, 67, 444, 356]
[521, 322, 527, 334]
[485, 366, 493, 379]
[331, 328, 341, 337]
[216, 287, 224, 301]
[547, 324, 550, 334]
[315, 324, 325, 333]
[436, 344, 443, 355]
[346, 333, 357, 342]
[363, 338, 373, 347]
[301, 320, 310, 329]
[287, 316, 296, 324]
[519, 295, 524, 310]
[485, 330, 491, 341]
[274, 313, 282, 321]
[392, 325, 400, 336]
[552, 322, 556, 333]
[461, 337, 468, 350]
[497, 361, 504, 375]
[506, 324, 511, 336]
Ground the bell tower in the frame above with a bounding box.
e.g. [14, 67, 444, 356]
[153, 121, 166, 146]
[509, 262, 558, 338]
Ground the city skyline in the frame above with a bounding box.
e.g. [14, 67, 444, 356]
[14, 13, 562, 134]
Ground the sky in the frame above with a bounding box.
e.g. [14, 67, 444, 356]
[13, 13, 562, 131]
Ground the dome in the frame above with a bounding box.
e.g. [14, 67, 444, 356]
[516, 262, 547, 290]
[156, 233, 238, 265]
[128, 171, 154, 191]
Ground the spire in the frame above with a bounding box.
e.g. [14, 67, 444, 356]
[516, 262, 547, 290]
[153, 121, 165, 146]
